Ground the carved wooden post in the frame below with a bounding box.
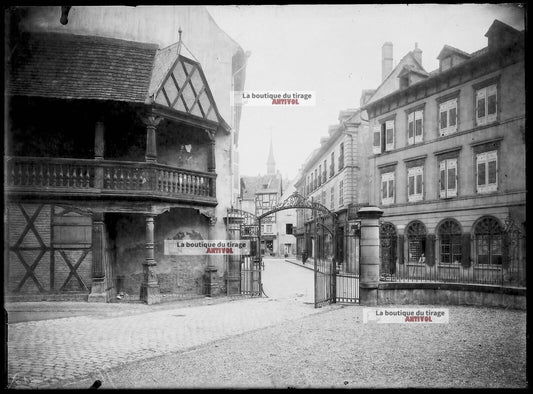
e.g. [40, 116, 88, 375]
[208, 132, 216, 172]
[207, 133, 217, 198]
[140, 214, 161, 304]
[357, 207, 383, 305]
[89, 212, 107, 302]
[144, 116, 162, 163]
[94, 121, 104, 189]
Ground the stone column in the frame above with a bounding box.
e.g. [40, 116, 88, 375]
[89, 212, 107, 302]
[140, 214, 161, 304]
[205, 216, 218, 297]
[144, 116, 162, 163]
[357, 207, 383, 305]
[94, 121, 105, 189]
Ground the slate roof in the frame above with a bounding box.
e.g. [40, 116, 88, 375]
[7, 32, 158, 103]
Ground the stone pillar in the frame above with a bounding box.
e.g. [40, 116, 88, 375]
[144, 116, 161, 163]
[94, 121, 105, 189]
[140, 214, 161, 304]
[357, 207, 383, 305]
[205, 216, 218, 297]
[89, 212, 107, 302]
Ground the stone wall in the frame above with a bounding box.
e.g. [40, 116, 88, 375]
[377, 282, 526, 310]
[111, 208, 225, 299]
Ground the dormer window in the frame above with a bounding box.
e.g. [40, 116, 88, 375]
[441, 57, 452, 71]
[400, 74, 410, 89]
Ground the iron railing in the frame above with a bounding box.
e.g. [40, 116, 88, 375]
[380, 228, 526, 288]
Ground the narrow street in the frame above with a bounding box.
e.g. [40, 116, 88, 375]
[261, 257, 314, 303]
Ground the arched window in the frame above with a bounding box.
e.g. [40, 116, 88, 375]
[406, 220, 427, 263]
[438, 219, 462, 264]
[474, 216, 503, 265]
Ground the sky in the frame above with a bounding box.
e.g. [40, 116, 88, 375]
[206, 4, 525, 181]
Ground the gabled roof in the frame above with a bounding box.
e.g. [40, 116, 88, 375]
[437, 44, 471, 60]
[7, 31, 230, 130]
[149, 41, 227, 127]
[241, 175, 282, 200]
[397, 64, 429, 78]
[7, 32, 158, 103]
[485, 19, 523, 39]
[364, 51, 428, 106]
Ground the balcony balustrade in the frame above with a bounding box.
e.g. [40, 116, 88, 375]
[5, 156, 217, 205]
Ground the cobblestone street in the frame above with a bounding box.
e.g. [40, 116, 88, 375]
[5, 259, 528, 389]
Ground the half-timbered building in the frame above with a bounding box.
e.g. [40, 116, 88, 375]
[5, 28, 235, 303]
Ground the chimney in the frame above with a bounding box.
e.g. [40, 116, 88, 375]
[413, 42, 422, 66]
[382, 42, 393, 82]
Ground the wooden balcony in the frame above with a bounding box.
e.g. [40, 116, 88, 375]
[5, 156, 217, 206]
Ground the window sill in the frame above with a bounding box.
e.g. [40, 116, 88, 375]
[474, 265, 502, 270]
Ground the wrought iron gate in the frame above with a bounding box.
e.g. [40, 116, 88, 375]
[336, 220, 360, 303]
[255, 192, 359, 308]
[225, 208, 261, 296]
[314, 215, 335, 307]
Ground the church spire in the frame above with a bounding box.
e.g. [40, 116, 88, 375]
[267, 136, 276, 175]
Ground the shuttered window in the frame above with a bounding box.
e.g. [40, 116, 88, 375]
[476, 151, 498, 193]
[407, 166, 423, 202]
[372, 125, 382, 154]
[381, 172, 395, 205]
[476, 84, 497, 125]
[385, 120, 395, 151]
[439, 98, 458, 136]
[439, 158, 458, 198]
[407, 110, 423, 144]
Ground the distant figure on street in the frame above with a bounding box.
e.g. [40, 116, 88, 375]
[418, 253, 426, 264]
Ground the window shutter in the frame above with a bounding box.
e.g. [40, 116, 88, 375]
[449, 99, 458, 132]
[476, 153, 486, 190]
[372, 125, 381, 154]
[487, 84, 497, 121]
[408, 112, 414, 144]
[426, 234, 435, 266]
[439, 160, 446, 198]
[385, 120, 395, 151]
[476, 88, 487, 124]
[448, 158, 457, 197]
[397, 234, 404, 264]
[439, 103, 447, 135]
[414, 110, 423, 142]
